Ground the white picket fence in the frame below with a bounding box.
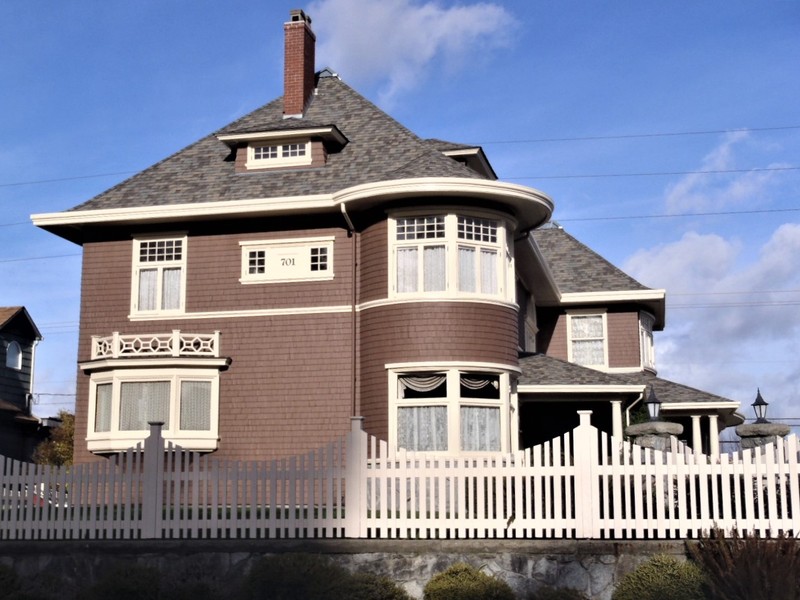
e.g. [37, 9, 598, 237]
[1, 412, 798, 541]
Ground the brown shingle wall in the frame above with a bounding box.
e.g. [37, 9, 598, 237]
[358, 220, 388, 303]
[607, 311, 640, 368]
[358, 302, 519, 441]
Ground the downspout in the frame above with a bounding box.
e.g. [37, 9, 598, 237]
[28, 338, 40, 415]
[340, 204, 358, 417]
[624, 390, 646, 427]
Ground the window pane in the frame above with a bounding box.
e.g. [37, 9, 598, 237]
[423, 245, 446, 292]
[396, 247, 418, 292]
[95, 383, 112, 433]
[573, 339, 605, 366]
[180, 381, 211, 431]
[571, 315, 603, 339]
[480, 248, 497, 294]
[120, 381, 170, 431]
[397, 406, 447, 451]
[460, 374, 500, 399]
[138, 269, 158, 311]
[460, 406, 500, 451]
[161, 268, 182, 310]
[458, 246, 476, 292]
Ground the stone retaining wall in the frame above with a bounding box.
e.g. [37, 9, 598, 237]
[0, 538, 689, 599]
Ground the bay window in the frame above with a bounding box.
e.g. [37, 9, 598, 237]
[391, 368, 510, 453]
[639, 311, 656, 371]
[391, 213, 512, 301]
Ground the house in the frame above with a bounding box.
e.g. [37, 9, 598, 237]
[32, 10, 741, 464]
[0, 306, 46, 461]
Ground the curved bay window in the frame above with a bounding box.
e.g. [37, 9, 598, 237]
[392, 368, 509, 453]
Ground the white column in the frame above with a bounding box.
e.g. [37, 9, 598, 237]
[611, 400, 623, 440]
[691, 415, 703, 454]
[708, 414, 720, 457]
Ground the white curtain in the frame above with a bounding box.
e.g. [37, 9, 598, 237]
[161, 268, 182, 310]
[180, 381, 211, 430]
[138, 269, 158, 311]
[399, 374, 447, 396]
[423, 245, 446, 291]
[571, 315, 603, 338]
[397, 406, 447, 451]
[396, 247, 418, 293]
[480, 248, 497, 294]
[573, 340, 604, 365]
[460, 406, 500, 451]
[458, 246, 476, 292]
[119, 381, 170, 431]
[460, 374, 498, 393]
[94, 383, 112, 433]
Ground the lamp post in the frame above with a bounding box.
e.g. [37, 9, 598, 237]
[752, 389, 769, 424]
[645, 387, 661, 421]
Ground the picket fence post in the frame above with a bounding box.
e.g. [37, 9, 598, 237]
[344, 417, 366, 538]
[141, 422, 165, 539]
[573, 411, 598, 538]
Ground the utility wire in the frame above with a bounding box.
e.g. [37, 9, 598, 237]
[507, 166, 798, 181]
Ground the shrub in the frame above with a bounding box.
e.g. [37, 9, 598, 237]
[0, 565, 21, 599]
[423, 563, 515, 600]
[348, 572, 412, 600]
[688, 528, 800, 600]
[528, 585, 588, 600]
[611, 554, 706, 600]
[82, 563, 160, 600]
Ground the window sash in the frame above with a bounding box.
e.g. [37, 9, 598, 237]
[460, 406, 500, 451]
[180, 381, 211, 431]
[119, 381, 171, 431]
[94, 383, 112, 433]
[397, 406, 448, 451]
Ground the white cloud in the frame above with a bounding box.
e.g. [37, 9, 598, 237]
[308, 0, 514, 104]
[664, 131, 787, 214]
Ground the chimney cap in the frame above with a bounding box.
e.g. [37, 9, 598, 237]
[288, 9, 312, 25]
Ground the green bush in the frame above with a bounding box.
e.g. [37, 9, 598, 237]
[528, 585, 588, 600]
[612, 554, 706, 600]
[688, 528, 800, 600]
[241, 553, 409, 600]
[423, 563, 515, 600]
[0, 565, 21, 599]
[82, 563, 161, 600]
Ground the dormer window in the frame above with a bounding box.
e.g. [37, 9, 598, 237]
[247, 141, 311, 168]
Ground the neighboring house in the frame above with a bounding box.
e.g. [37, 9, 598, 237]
[0, 307, 45, 461]
[32, 10, 741, 464]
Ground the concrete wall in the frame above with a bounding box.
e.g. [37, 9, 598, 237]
[0, 538, 689, 600]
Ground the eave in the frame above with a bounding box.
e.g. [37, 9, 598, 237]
[216, 125, 348, 150]
[32, 177, 554, 244]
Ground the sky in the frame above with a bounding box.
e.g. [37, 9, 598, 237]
[1, 0, 799, 432]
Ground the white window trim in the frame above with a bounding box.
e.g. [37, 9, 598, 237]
[5, 341, 22, 371]
[566, 310, 609, 370]
[86, 367, 220, 453]
[388, 210, 515, 303]
[639, 311, 656, 371]
[130, 234, 188, 318]
[388, 364, 512, 455]
[245, 140, 311, 169]
[239, 236, 335, 284]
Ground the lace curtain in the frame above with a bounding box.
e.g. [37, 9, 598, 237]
[94, 383, 112, 433]
[397, 406, 447, 451]
[119, 381, 170, 431]
[180, 381, 211, 430]
[460, 406, 500, 451]
[423, 245, 446, 292]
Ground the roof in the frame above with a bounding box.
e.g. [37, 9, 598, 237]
[68, 74, 485, 214]
[531, 225, 651, 294]
[0, 307, 41, 340]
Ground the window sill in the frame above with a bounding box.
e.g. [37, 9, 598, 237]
[87, 433, 218, 453]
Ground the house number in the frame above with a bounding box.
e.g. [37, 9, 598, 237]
[281, 258, 295, 266]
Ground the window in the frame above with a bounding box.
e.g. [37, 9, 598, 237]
[5, 341, 22, 370]
[240, 237, 334, 283]
[87, 369, 219, 452]
[640, 311, 656, 371]
[131, 236, 186, 316]
[567, 313, 607, 368]
[392, 368, 508, 453]
[246, 141, 311, 168]
[391, 213, 512, 300]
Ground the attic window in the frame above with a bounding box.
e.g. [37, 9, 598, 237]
[247, 141, 311, 168]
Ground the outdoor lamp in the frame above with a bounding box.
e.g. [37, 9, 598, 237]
[752, 389, 769, 423]
[645, 387, 661, 421]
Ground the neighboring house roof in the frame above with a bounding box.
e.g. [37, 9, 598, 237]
[68, 73, 485, 214]
[0, 306, 42, 340]
[531, 224, 651, 294]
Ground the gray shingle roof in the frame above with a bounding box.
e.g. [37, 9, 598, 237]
[69, 74, 484, 213]
[531, 225, 650, 294]
[518, 353, 735, 406]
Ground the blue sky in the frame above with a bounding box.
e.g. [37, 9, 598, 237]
[2, 0, 799, 429]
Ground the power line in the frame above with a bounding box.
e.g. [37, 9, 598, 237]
[0, 253, 81, 264]
[559, 206, 800, 222]
[0, 171, 136, 189]
[507, 166, 799, 181]
[478, 125, 800, 145]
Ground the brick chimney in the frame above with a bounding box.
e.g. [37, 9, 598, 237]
[283, 9, 316, 118]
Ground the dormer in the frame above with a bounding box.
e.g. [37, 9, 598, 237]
[217, 125, 348, 172]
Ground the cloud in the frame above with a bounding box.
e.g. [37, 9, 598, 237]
[308, 0, 514, 104]
[664, 131, 788, 214]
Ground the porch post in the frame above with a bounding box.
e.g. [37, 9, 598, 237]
[611, 400, 623, 440]
[344, 417, 366, 539]
[691, 415, 703, 454]
[708, 414, 720, 457]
